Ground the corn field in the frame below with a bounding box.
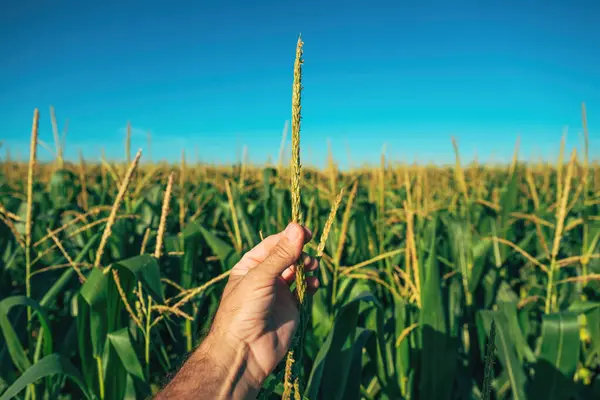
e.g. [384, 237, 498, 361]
[1, 45, 600, 400]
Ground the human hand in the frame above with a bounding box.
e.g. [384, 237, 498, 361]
[156, 222, 319, 399]
[211, 222, 319, 383]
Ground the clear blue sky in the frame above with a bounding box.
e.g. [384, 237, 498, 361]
[1, 0, 599, 167]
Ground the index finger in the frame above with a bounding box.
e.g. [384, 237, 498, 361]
[231, 226, 313, 275]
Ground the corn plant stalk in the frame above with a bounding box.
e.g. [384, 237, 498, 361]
[78, 149, 89, 210]
[405, 201, 421, 307]
[342, 248, 405, 276]
[334, 181, 358, 266]
[526, 168, 540, 211]
[100, 147, 108, 193]
[332, 180, 358, 305]
[545, 149, 577, 314]
[225, 180, 243, 253]
[94, 149, 142, 267]
[283, 35, 305, 400]
[140, 227, 151, 255]
[378, 145, 386, 255]
[152, 270, 232, 327]
[327, 140, 337, 202]
[155, 174, 174, 259]
[290, 35, 304, 281]
[581, 103, 590, 284]
[180, 150, 186, 230]
[23, 108, 39, 400]
[509, 135, 520, 176]
[47, 228, 86, 283]
[0, 211, 25, 249]
[145, 295, 153, 380]
[317, 188, 344, 258]
[451, 137, 469, 204]
[395, 322, 419, 347]
[34, 206, 111, 247]
[112, 269, 143, 329]
[316, 188, 344, 286]
[25, 109, 39, 322]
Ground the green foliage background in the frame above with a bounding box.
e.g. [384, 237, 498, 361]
[1, 151, 600, 399]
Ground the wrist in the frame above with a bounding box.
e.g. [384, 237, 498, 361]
[197, 331, 264, 399]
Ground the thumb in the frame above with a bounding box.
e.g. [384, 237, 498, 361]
[253, 223, 305, 278]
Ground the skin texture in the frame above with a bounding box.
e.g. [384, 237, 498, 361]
[155, 222, 318, 400]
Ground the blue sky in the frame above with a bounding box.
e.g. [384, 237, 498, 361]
[1, 1, 599, 168]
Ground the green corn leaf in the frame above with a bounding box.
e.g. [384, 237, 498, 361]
[311, 285, 333, 342]
[0, 296, 53, 373]
[104, 328, 149, 399]
[196, 223, 241, 270]
[420, 220, 457, 400]
[261, 167, 275, 233]
[181, 222, 202, 289]
[364, 305, 396, 397]
[0, 354, 90, 400]
[79, 268, 109, 357]
[48, 169, 79, 209]
[305, 291, 378, 400]
[340, 327, 375, 400]
[76, 294, 97, 393]
[352, 206, 378, 263]
[479, 310, 527, 400]
[234, 195, 259, 249]
[468, 238, 492, 293]
[394, 298, 411, 398]
[104, 334, 128, 400]
[113, 254, 164, 304]
[497, 302, 535, 363]
[529, 312, 580, 400]
[481, 320, 497, 400]
[498, 166, 519, 257]
[107, 328, 145, 381]
[39, 232, 101, 308]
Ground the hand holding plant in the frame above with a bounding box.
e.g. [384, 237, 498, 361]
[157, 223, 318, 399]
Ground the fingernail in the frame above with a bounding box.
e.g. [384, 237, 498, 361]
[285, 223, 300, 241]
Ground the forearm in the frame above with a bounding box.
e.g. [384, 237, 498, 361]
[155, 333, 263, 400]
